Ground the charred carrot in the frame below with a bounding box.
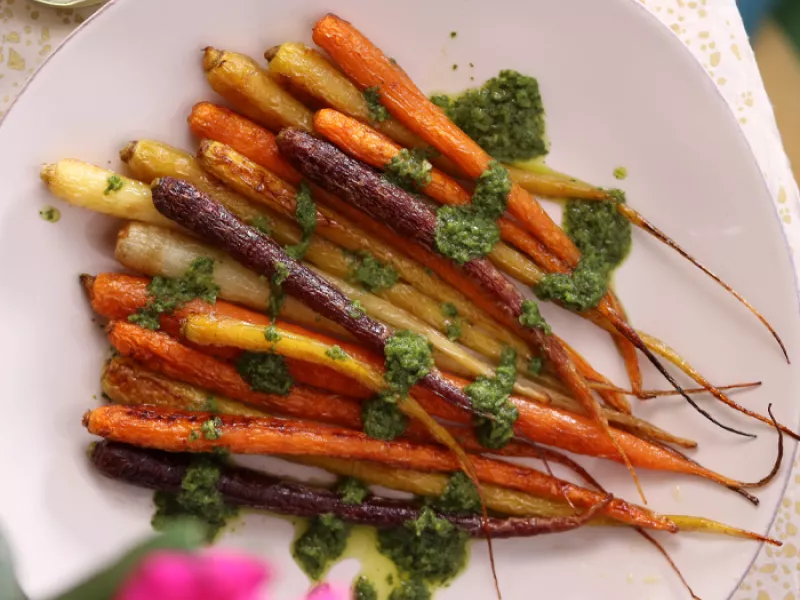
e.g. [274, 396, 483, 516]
[83, 405, 675, 531]
[84, 273, 371, 399]
[92, 440, 608, 538]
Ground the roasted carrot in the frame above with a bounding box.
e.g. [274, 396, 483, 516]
[189, 102, 303, 184]
[85, 273, 371, 399]
[83, 405, 676, 532]
[106, 320, 366, 426]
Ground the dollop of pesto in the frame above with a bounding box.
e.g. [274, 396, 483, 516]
[104, 174, 124, 195]
[434, 161, 510, 264]
[354, 576, 378, 600]
[236, 352, 293, 395]
[535, 192, 631, 312]
[348, 299, 366, 319]
[465, 346, 519, 449]
[264, 324, 281, 343]
[389, 578, 430, 600]
[440, 302, 461, 341]
[269, 261, 290, 319]
[285, 182, 317, 260]
[362, 394, 409, 441]
[346, 250, 399, 293]
[613, 166, 628, 180]
[518, 299, 551, 334]
[378, 507, 468, 585]
[325, 345, 349, 362]
[249, 214, 272, 235]
[337, 477, 370, 505]
[39, 206, 60, 223]
[363, 87, 389, 123]
[527, 356, 544, 376]
[293, 514, 351, 580]
[384, 330, 434, 395]
[432, 472, 480, 515]
[200, 417, 223, 441]
[129, 257, 219, 330]
[384, 148, 433, 193]
[432, 70, 547, 162]
[152, 457, 238, 542]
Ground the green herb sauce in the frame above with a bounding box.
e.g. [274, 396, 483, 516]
[384, 148, 433, 193]
[325, 345, 349, 362]
[235, 352, 293, 395]
[347, 251, 400, 293]
[104, 174, 124, 195]
[432, 472, 480, 515]
[613, 166, 628, 180]
[152, 457, 238, 542]
[200, 417, 223, 440]
[129, 257, 219, 330]
[434, 161, 511, 264]
[203, 396, 220, 413]
[285, 182, 317, 260]
[293, 514, 351, 580]
[348, 299, 366, 319]
[249, 215, 272, 235]
[378, 507, 468, 587]
[527, 356, 544, 376]
[535, 192, 631, 312]
[362, 394, 409, 441]
[269, 261, 290, 319]
[363, 87, 390, 123]
[440, 302, 462, 341]
[466, 346, 519, 449]
[389, 578, 430, 600]
[384, 331, 434, 396]
[264, 324, 281, 343]
[354, 576, 379, 600]
[432, 70, 547, 162]
[518, 299, 551, 334]
[39, 206, 60, 223]
[338, 477, 371, 505]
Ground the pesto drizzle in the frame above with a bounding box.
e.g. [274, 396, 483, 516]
[128, 257, 219, 330]
[337, 477, 370, 505]
[104, 174, 124, 195]
[434, 161, 511, 264]
[285, 182, 317, 260]
[294, 514, 351, 580]
[519, 299, 551, 334]
[535, 191, 632, 312]
[269, 261, 290, 319]
[431, 472, 480, 515]
[354, 576, 378, 600]
[152, 456, 238, 542]
[346, 250, 399, 292]
[363, 87, 389, 123]
[465, 346, 519, 449]
[440, 302, 461, 341]
[362, 393, 409, 441]
[236, 352, 293, 395]
[384, 149, 433, 193]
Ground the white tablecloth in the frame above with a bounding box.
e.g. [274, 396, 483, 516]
[2, 1, 797, 597]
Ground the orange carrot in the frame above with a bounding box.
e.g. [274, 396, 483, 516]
[85, 273, 371, 400]
[188, 102, 301, 184]
[83, 404, 676, 532]
[312, 14, 580, 265]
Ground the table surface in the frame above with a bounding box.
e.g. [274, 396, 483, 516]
[1, 0, 799, 598]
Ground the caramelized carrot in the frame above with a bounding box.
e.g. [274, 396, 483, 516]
[83, 405, 676, 532]
[84, 273, 370, 399]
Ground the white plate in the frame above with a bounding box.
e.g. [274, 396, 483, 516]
[0, 0, 797, 598]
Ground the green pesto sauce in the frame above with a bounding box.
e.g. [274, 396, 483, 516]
[249, 215, 272, 235]
[432, 70, 547, 162]
[362, 394, 409, 441]
[613, 166, 628, 180]
[354, 576, 379, 600]
[384, 330, 434, 396]
[285, 182, 317, 260]
[466, 346, 519, 449]
[325, 345, 349, 362]
[293, 514, 351, 580]
[236, 352, 293, 395]
[269, 261, 290, 319]
[348, 299, 366, 319]
[39, 206, 60, 223]
[364, 87, 390, 123]
[440, 302, 461, 341]
[129, 257, 219, 330]
[389, 578, 430, 600]
[347, 250, 400, 293]
[264, 324, 281, 343]
[200, 417, 223, 440]
[203, 396, 220, 413]
[527, 356, 544, 377]
[152, 457, 238, 542]
[434, 161, 510, 264]
[378, 507, 468, 586]
[384, 148, 433, 193]
[431, 472, 480, 515]
[104, 174, 124, 195]
[535, 192, 631, 312]
[518, 299, 551, 334]
[338, 477, 370, 505]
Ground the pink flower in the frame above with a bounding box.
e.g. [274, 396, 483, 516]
[115, 550, 270, 600]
